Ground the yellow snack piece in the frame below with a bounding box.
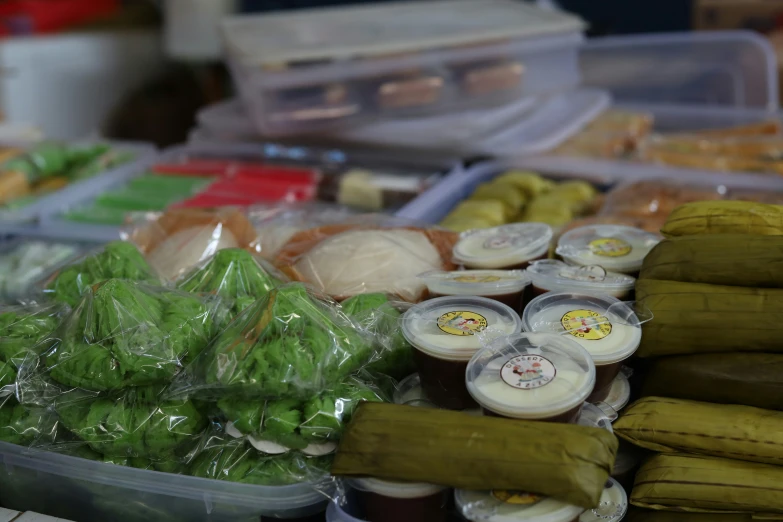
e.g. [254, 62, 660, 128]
[493, 170, 554, 199]
[447, 200, 506, 226]
[468, 182, 527, 219]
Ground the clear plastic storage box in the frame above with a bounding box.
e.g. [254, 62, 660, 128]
[222, 0, 585, 136]
[0, 441, 332, 522]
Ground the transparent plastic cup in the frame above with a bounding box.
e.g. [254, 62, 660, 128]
[525, 260, 635, 300]
[350, 478, 450, 522]
[453, 223, 553, 269]
[455, 488, 585, 522]
[465, 332, 596, 423]
[402, 296, 523, 410]
[419, 269, 531, 311]
[555, 224, 661, 275]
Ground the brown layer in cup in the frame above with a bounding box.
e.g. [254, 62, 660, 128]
[430, 290, 524, 314]
[482, 402, 583, 424]
[412, 349, 478, 411]
[358, 489, 448, 522]
[588, 361, 624, 403]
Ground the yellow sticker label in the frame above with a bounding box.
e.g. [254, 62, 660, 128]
[491, 491, 543, 505]
[437, 311, 488, 336]
[453, 274, 502, 283]
[589, 237, 632, 257]
[561, 309, 612, 340]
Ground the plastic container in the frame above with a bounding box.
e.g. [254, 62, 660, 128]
[401, 296, 523, 410]
[419, 269, 531, 311]
[601, 371, 631, 414]
[522, 292, 641, 403]
[466, 332, 595, 423]
[349, 479, 449, 522]
[0, 441, 333, 521]
[555, 225, 661, 275]
[455, 489, 585, 522]
[393, 373, 437, 409]
[578, 478, 627, 522]
[453, 223, 553, 270]
[0, 140, 156, 232]
[526, 260, 636, 299]
[223, 0, 584, 136]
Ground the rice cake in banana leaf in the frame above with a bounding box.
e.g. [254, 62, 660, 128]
[631, 453, 783, 515]
[332, 402, 617, 508]
[636, 279, 783, 357]
[615, 397, 783, 466]
[641, 353, 783, 411]
[640, 235, 783, 288]
[625, 506, 754, 521]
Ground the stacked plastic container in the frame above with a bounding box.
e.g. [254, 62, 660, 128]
[216, 0, 604, 155]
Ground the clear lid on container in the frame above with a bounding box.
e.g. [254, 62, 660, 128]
[603, 371, 631, 413]
[577, 403, 613, 433]
[456, 489, 585, 522]
[402, 296, 523, 360]
[453, 223, 553, 268]
[555, 224, 661, 273]
[350, 478, 446, 499]
[579, 479, 627, 522]
[466, 333, 595, 419]
[526, 260, 635, 295]
[522, 292, 644, 365]
[419, 269, 531, 297]
[223, 0, 584, 68]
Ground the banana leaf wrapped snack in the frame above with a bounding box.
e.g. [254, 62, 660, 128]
[54, 385, 207, 461]
[219, 376, 386, 454]
[641, 353, 783, 410]
[631, 453, 783, 515]
[179, 283, 375, 399]
[661, 200, 783, 238]
[44, 241, 161, 306]
[615, 397, 783, 466]
[19, 279, 220, 398]
[177, 248, 285, 322]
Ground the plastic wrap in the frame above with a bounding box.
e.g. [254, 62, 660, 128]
[43, 241, 161, 306]
[53, 385, 208, 461]
[19, 279, 220, 400]
[599, 180, 725, 220]
[187, 431, 333, 486]
[0, 395, 59, 447]
[341, 293, 415, 380]
[177, 283, 375, 400]
[177, 248, 286, 322]
[0, 240, 84, 301]
[219, 376, 386, 455]
[266, 214, 459, 302]
[123, 207, 258, 281]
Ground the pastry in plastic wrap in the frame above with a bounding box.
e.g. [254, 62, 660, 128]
[271, 217, 458, 302]
[44, 241, 160, 306]
[124, 207, 257, 281]
[455, 60, 524, 97]
[178, 283, 375, 399]
[599, 180, 724, 221]
[376, 74, 444, 110]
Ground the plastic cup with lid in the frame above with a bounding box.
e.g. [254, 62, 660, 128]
[419, 269, 532, 311]
[455, 489, 585, 522]
[579, 479, 627, 522]
[555, 225, 661, 275]
[600, 371, 631, 415]
[393, 373, 437, 408]
[465, 332, 596, 423]
[402, 296, 523, 410]
[526, 260, 636, 299]
[577, 403, 614, 433]
[453, 223, 553, 269]
[522, 292, 642, 403]
[349, 478, 450, 522]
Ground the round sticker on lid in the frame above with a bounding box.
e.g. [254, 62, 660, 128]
[491, 490, 543, 505]
[454, 274, 503, 283]
[589, 238, 632, 257]
[561, 309, 612, 340]
[437, 311, 488, 336]
[500, 355, 556, 390]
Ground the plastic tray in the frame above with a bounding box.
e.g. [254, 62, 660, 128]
[223, 0, 584, 136]
[23, 142, 454, 243]
[192, 89, 609, 158]
[512, 102, 783, 188]
[0, 441, 332, 522]
[0, 140, 157, 231]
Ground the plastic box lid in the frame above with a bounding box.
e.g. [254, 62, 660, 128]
[222, 0, 584, 69]
[581, 30, 778, 111]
